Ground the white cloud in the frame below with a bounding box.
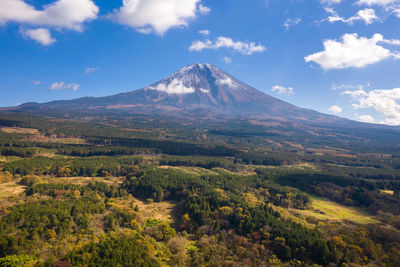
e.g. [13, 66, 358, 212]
[329, 105, 342, 114]
[32, 80, 42, 85]
[356, 0, 400, 6]
[189, 36, 266, 55]
[198, 4, 210, 14]
[84, 67, 99, 74]
[0, 0, 98, 31]
[198, 29, 210, 36]
[382, 38, 400, 45]
[148, 79, 195, 94]
[342, 87, 400, 125]
[271, 85, 294, 95]
[222, 56, 232, 64]
[357, 8, 380, 23]
[324, 8, 378, 25]
[393, 8, 400, 17]
[305, 33, 400, 70]
[49, 82, 80, 91]
[283, 18, 301, 30]
[332, 83, 365, 91]
[321, 0, 342, 4]
[22, 28, 55, 46]
[217, 77, 238, 88]
[110, 0, 208, 35]
[356, 0, 400, 18]
[359, 115, 375, 123]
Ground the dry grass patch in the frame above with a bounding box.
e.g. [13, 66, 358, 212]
[110, 195, 178, 223]
[380, 190, 394, 195]
[159, 166, 217, 176]
[1, 127, 39, 134]
[26, 135, 86, 144]
[0, 181, 26, 211]
[291, 196, 379, 225]
[45, 176, 124, 186]
[0, 181, 25, 198]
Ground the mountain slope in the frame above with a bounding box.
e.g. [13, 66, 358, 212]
[8, 63, 344, 123]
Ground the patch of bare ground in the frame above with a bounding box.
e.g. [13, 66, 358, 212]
[0, 181, 26, 212]
[45, 176, 125, 186]
[2, 126, 86, 144]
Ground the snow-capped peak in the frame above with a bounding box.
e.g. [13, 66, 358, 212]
[146, 63, 241, 95]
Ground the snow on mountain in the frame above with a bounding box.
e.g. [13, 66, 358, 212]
[146, 63, 241, 95]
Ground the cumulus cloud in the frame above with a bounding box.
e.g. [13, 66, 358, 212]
[342, 87, 400, 125]
[198, 29, 210, 36]
[0, 0, 98, 31]
[148, 79, 195, 94]
[305, 33, 400, 70]
[329, 105, 342, 114]
[49, 82, 80, 91]
[283, 18, 301, 30]
[324, 8, 378, 25]
[0, 0, 98, 45]
[84, 67, 99, 74]
[356, 0, 400, 18]
[189, 36, 266, 55]
[110, 0, 209, 35]
[21, 28, 55, 46]
[271, 85, 294, 95]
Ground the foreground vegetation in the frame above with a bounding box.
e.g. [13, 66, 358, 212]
[0, 114, 399, 266]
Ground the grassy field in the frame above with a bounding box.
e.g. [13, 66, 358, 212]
[0, 181, 25, 198]
[1, 126, 86, 144]
[380, 189, 394, 195]
[291, 196, 379, 224]
[1, 127, 39, 134]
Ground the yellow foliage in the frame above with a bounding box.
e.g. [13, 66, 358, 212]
[218, 206, 232, 215]
[130, 219, 141, 231]
[73, 190, 81, 197]
[47, 229, 57, 241]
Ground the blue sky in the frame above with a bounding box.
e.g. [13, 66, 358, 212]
[1, 0, 400, 125]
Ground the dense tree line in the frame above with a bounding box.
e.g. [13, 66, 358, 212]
[66, 233, 160, 267]
[3, 156, 144, 177]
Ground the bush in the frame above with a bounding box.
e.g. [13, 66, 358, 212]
[19, 175, 41, 186]
[0, 254, 36, 267]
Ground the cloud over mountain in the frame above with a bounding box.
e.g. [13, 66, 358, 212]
[110, 0, 209, 35]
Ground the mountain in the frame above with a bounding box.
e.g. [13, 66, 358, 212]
[5, 63, 345, 124]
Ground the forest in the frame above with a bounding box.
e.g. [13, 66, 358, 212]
[0, 113, 399, 266]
